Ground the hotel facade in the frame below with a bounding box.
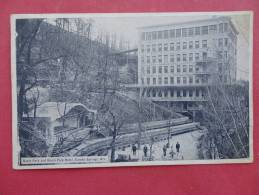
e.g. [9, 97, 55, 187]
[137, 17, 238, 112]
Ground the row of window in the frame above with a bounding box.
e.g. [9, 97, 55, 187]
[141, 40, 208, 53]
[141, 76, 208, 85]
[141, 23, 229, 41]
[141, 65, 203, 74]
[141, 50, 228, 64]
[145, 89, 205, 98]
[140, 38, 229, 53]
[141, 52, 208, 64]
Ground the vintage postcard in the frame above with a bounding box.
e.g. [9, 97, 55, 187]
[11, 11, 253, 169]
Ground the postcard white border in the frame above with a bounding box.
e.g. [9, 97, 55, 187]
[11, 11, 254, 169]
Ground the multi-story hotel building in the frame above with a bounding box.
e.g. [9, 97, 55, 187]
[137, 16, 238, 112]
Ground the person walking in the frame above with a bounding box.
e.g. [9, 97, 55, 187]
[176, 142, 180, 153]
[163, 145, 167, 157]
[132, 144, 137, 156]
[143, 145, 148, 157]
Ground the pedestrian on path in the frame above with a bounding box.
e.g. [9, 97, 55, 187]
[176, 141, 180, 153]
[143, 145, 148, 157]
[132, 144, 137, 155]
[163, 145, 167, 156]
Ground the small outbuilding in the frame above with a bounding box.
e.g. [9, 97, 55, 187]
[28, 102, 97, 144]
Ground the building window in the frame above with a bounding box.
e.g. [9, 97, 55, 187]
[164, 77, 168, 84]
[189, 90, 193, 97]
[141, 78, 144, 84]
[158, 44, 162, 52]
[164, 44, 168, 51]
[152, 66, 156, 74]
[224, 38, 228, 47]
[170, 77, 174, 84]
[164, 90, 168, 97]
[177, 65, 181, 72]
[189, 53, 193, 61]
[218, 51, 223, 59]
[147, 45, 150, 52]
[158, 77, 162, 84]
[196, 89, 199, 97]
[183, 54, 187, 62]
[209, 25, 217, 33]
[183, 90, 186, 97]
[152, 32, 157, 40]
[153, 78, 156, 85]
[141, 56, 144, 63]
[158, 90, 162, 97]
[195, 41, 199, 48]
[188, 27, 194, 36]
[182, 28, 188, 37]
[164, 55, 168, 63]
[177, 77, 181, 84]
[158, 55, 162, 63]
[152, 90, 156, 97]
[170, 54, 174, 62]
[164, 30, 169, 39]
[189, 76, 193, 84]
[183, 42, 187, 49]
[176, 29, 181, 37]
[183, 65, 187, 72]
[164, 66, 168, 73]
[218, 38, 223, 47]
[159, 66, 162, 73]
[176, 42, 180, 50]
[183, 77, 187, 84]
[195, 53, 199, 61]
[141, 44, 144, 53]
[170, 89, 174, 97]
[202, 52, 207, 60]
[202, 40, 207, 48]
[147, 56, 150, 63]
[152, 56, 156, 63]
[147, 66, 150, 74]
[189, 41, 193, 49]
[170, 66, 174, 73]
[224, 23, 229, 32]
[177, 54, 181, 62]
[219, 23, 224, 33]
[147, 32, 152, 40]
[195, 27, 200, 35]
[170, 43, 174, 51]
[201, 26, 208, 35]
[147, 77, 150, 85]
[158, 31, 163, 39]
[177, 90, 181, 97]
[170, 29, 175, 38]
[224, 51, 228, 60]
[141, 67, 144, 74]
[195, 77, 200, 84]
[152, 44, 156, 52]
[189, 65, 193, 73]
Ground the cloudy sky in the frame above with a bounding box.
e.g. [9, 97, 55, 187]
[84, 12, 251, 81]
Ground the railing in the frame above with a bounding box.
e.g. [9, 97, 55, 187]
[71, 122, 201, 156]
[148, 96, 207, 102]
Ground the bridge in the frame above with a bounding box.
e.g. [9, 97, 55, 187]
[66, 120, 202, 157]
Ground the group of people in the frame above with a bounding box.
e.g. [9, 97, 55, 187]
[163, 142, 181, 158]
[131, 141, 181, 159]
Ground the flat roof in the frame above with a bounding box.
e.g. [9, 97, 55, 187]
[138, 16, 238, 34]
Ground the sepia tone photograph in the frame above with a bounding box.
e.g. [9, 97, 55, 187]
[11, 12, 253, 169]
